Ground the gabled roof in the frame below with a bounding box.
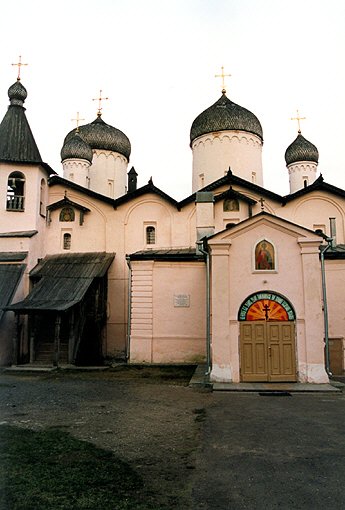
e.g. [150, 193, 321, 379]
[206, 211, 324, 242]
[48, 175, 115, 205]
[179, 169, 283, 208]
[213, 186, 257, 205]
[49, 176, 180, 210]
[282, 175, 345, 204]
[47, 196, 90, 213]
[114, 179, 179, 209]
[7, 252, 115, 313]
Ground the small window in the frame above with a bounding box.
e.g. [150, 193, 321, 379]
[199, 173, 204, 188]
[223, 198, 239, 212]
[63, 233, 71, 250]
[7, 171, 25, 211]
[59, 207, 75, 222]
[39, 179, 46, 216]
[108, 180, 114, 197]
[146, 226, 156, 245]
[255, 240, 275, 270]
[252, 172, 256, 183]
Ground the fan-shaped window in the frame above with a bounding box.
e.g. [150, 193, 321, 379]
[146, 226, 156, 245]
[255, 240, 275, 270]
[63, 233, 71, 250]
[223, 198, 239, 212]
[6, 172, 25, 211]
[59, 207, 75, 222]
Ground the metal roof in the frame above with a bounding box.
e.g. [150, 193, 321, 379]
[0, 264, 25, 322]
[324, 245, 345, 259]
[0, 81, 42, 163]
[7, 252, 115, 313]
[129, 248, 204, 261]
[0, 230, 37, 238]
[0, 252, 27, 262]
[190, 93, 263, 145]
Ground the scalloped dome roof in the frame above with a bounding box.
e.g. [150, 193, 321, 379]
[61, 132, 93, 163]
[285, 132, 319, 166]
[63, 116, 131, 160]
[190, 93, 263, 144]
[8, 80, 27, 106]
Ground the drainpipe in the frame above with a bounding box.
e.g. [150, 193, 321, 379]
[320, 237, 333, 377]
[196, 239, 211, 377]
[125, 255, 132, 362]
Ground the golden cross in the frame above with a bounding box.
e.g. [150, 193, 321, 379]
[11, 55, 28, 81]
[290, 109, 306, 134]
[215, 66, 231, 94]
[71, 112, 85, 131]
[92, 89, 109, 116]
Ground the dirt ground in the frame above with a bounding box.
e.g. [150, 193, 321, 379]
[0, 366, 210, 508]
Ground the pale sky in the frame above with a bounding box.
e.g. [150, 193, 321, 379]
[0, 0, 344, 199]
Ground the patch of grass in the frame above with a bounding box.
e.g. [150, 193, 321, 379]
[0, 425, 166, 510]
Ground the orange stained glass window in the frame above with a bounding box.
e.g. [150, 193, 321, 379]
[246, 299, 289, 321]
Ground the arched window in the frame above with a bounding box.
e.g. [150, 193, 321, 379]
[59, 207, 75, 222]
[223, 198, 239, 212]
[39, 179, 46, 216]
[255, 240, 275, 270]
[63, 233, 71, 250]
[146, 226, 156, 245]
[6, 172, 25, 211]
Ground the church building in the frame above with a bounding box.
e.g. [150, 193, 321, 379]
[1, 69, 344, 384]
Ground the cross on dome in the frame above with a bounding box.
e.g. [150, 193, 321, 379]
[215, 66, 231, 94]
[71, 112, 85, 132]
[290, 109, 306, 134]
[92, 89, 109, 117]
[11, 55, 28, 81]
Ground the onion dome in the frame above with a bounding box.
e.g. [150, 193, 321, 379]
[285, 132, 319, 166]
[8, 80, 27, 106]
[61, 132, 93, 163]
[190, 92, 263, 145]
[63, 116, 131, 160]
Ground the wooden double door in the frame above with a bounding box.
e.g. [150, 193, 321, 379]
[240, 321, 297, 382]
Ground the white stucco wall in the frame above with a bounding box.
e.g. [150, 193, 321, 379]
[192, 130, 263, 191]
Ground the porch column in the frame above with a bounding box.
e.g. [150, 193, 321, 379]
[54, 314, 61, 367]
[68, 309, 75, 364]
[298, 238, 329, 383]
[209, 240, 232, 382]
[12, 313, 20, 365]
[29, 314, 36, 364]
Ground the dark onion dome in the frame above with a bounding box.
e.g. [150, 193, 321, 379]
[285, 131, 319, 166]
[61, 132, 93, 163]
[63, 115, 131, 160]
[8, 80, 27, 106]
[190, 92, 263, 145]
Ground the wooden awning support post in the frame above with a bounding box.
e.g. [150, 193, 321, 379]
[54, 314, 61, 367]
[29, 314, 36, 364]
[68, 309, 75, 364]
[12, 313, 20, 365]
